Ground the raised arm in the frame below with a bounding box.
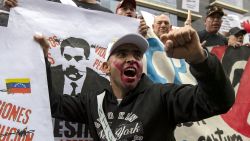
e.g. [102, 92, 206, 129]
[160, 11, 206, 65]
[159, 11, 235, 123]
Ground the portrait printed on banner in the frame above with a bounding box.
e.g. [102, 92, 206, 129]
[50, 37, 109, 97]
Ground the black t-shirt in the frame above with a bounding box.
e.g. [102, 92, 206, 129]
[198, 30, 228, 48]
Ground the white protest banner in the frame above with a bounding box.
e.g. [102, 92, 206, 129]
[182, 0, 200, 12]
[8, 0, 139, 140]
[0, 27, 54, 140]
[220, 14, 241, 33]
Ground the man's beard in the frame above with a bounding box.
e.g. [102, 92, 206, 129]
[64, 65, 84, 81]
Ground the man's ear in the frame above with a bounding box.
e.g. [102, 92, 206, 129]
[102, 61, 111, 75]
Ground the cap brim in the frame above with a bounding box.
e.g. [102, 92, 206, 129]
[207, 11, 224, 17]
[106, 34, 148, 61]
[111, 33, 148, 54]
[231, 29, 247, 35]
[240, 30, 247, 35]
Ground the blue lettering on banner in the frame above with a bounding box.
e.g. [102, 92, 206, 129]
[170, 58, 187, 84]
[146, 38, 188, 84]
[146, 38, 166, 83]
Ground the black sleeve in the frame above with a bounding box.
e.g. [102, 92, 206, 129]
[45, 59, 88, 123]
[161, 53, 235, 124]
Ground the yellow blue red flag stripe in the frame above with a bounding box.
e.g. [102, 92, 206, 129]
[5, 78, 31, 94]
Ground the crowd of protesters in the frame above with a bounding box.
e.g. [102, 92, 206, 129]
[1, 0, 250, 140]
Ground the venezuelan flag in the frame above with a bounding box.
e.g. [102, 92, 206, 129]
[5, 78, 31, 94]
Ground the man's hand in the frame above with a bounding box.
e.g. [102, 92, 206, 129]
[3, 0, 17, 8]
[138, 15, 149, 37]
[243, 43, 250, 47]
[34, 34, 50, 57]
[228, 35, 243, 48]
[184, 10, 192, 26]
[160, 10, 206, 64]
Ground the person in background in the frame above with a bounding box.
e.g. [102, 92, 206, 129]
[116, 0, 136, 18]
[198, 5, 227, 48]
[3, 0, 113, 13]
[115, 0, 148, 37]
[152, 13, 172, 38]
[228, 27, 249, 47]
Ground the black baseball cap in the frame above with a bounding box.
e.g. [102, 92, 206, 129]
[206, 5, 224, 17]
[116, 0, 136, 13]
[229, 27, 247, 36]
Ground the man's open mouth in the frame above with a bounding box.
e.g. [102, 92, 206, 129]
[124, 67, 137, 77]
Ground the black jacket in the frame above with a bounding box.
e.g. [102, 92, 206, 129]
[48, 53, 235, 141]
[198, 30, 228, 48]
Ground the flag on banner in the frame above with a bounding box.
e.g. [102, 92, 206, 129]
[5, 78, 31, 94]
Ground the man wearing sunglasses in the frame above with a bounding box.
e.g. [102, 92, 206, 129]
[50, 37, 109, 96]
[198, 5, 228, 48]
